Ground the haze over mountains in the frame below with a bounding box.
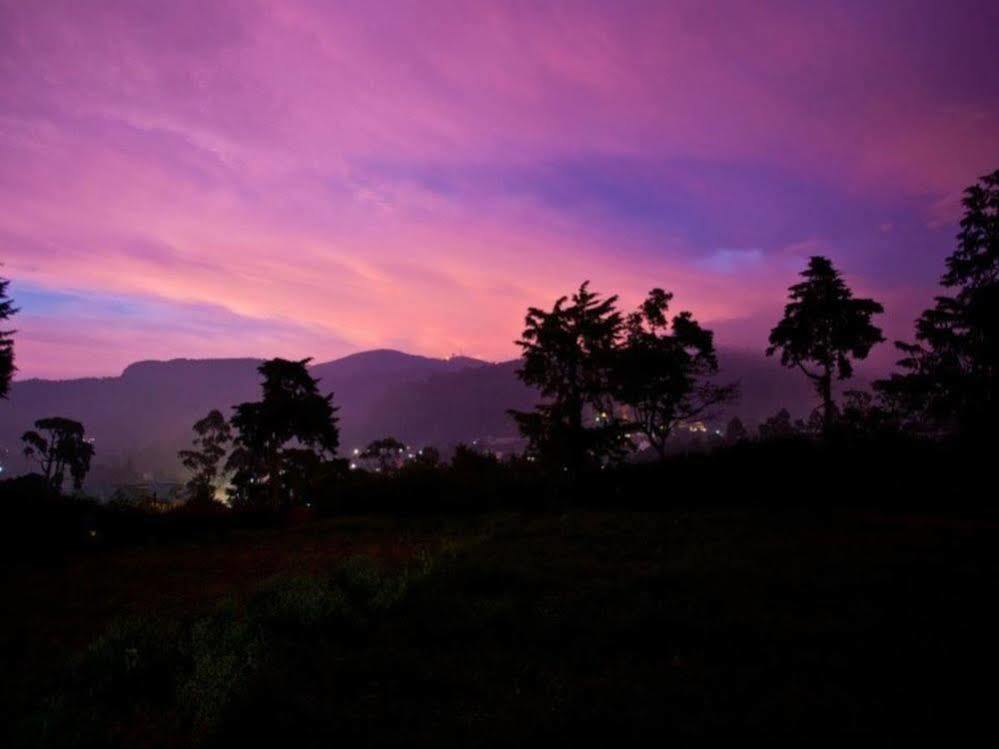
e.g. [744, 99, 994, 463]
[0, 348, 823, 486]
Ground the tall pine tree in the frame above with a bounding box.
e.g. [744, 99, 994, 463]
[0, 274, 16, 399]
[877, 170, 999, 436]
[768, 256, 884, 433]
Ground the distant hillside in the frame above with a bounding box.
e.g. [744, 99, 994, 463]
[0, 348, 830, 487]
[361, 360, 536, 448]
[1, 358, 265, 487]
[310, 350, 489, 450]
[0, 351, 486, 486]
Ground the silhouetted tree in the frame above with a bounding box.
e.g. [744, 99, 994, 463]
[758, 408, 795, 441]
[876, 169, 999, 438]
[360, 437, 407, 472]
[0, 274, 16, 399]
[226, 358, 339, 510]
[412, 446, 441, 469]
[612, 288, 737, 459]
[838, 389, 898, 436]
[281, 448, 325, 505]
[725, 416, 749, 444]
[798, 407, 827, 436]
[451, 443, 500, 474]
[178, 409, 232, 504]
[767, 256, 884, 434]
[510, 282, 623, 473]
[22, 417, 94, 491]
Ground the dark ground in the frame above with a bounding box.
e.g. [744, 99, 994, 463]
[3, 507, 998, 746]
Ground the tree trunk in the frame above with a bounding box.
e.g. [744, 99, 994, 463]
[652, 438, 667, 461]
[269, 449, 283, 510]
[41, 450, 53, 485]
[820, 369, 834, 435]
[568, 398, 583, 477]
[648, 417, 668, 461]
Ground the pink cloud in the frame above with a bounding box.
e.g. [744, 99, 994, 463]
[1, 1, 996, 377]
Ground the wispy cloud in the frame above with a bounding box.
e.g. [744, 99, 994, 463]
[1, 0, 997, 377]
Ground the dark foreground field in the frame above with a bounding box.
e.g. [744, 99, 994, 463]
[3, 507, 998, 747]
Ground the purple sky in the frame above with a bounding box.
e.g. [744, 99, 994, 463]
[2, 0, 998, 379]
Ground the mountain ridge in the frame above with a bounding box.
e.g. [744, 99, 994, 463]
[1, 347, 824, 487]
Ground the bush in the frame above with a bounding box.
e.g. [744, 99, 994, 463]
[180, 609, 262, 737]
[3, 432, 991, 562]
[19, 554, 438, 745]
[248, 576, 349, 633]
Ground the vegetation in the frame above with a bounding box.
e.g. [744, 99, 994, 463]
[876, 169, 999, 436]
[509, 282, 623, 473]
[359, 436, 408, 472]
[614, 288, 736, 458]
[767, 256, 884, 433]
[179, 410, 232, 505]
[725, 416, 749, 443]
[1, 172, 996, 518]
[4, 505, 999, 746]
[21, 417, 94, 492]
[757, 407, 796, 440]
[6, 169, 993, 510]
[226, 358, 340, 511]
[509, 283, 738, 466]
[2, 170, 999, 746]
[0, 274, 14, 399]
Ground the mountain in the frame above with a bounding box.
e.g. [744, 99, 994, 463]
[0, 350, 487, 486]
[358, 350, 833, 446]
[360, 359, 536, 447]
[0, 348, 829, 488]
[309, 350, 491, 450]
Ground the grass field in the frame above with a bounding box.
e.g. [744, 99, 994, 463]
[3, 507, 999, 746]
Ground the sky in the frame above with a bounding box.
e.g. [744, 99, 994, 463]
[1, 0, 998, 379]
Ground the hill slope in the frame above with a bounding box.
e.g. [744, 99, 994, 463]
[0, 348, 826, 486]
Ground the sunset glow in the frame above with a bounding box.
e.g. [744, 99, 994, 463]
[2, 0, 997, 377]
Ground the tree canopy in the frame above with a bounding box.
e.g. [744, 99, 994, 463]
[22, 417, 95, 492]
[509, 282, 623, 472]
[179, 409, 232, 504]
[725, 417, 749, 444]
[511, 283, 737, 465]
[613, 288, 736, 459]
[359, 437, 407, 472]
[0, 274, 16, 399]
[227, 358, 340, 509]
[767, 256, 884, 433]
[876, 169, 999, 437]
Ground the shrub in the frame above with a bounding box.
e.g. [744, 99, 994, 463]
[248, 576, 349, 633]
[180, 610, 262, 737]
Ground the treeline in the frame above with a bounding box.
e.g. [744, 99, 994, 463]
[1, 169, 996, 522]
[152, 168, 993, 516]
[161, 266, 876, 511]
